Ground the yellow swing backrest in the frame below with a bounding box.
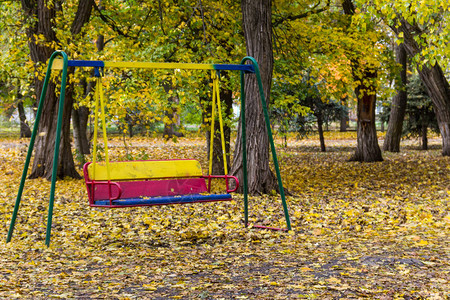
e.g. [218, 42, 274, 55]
[87, 159, 203, 181]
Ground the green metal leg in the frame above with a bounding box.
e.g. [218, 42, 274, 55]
[240, 57, 292, 231]
[6, 50, 69, 246]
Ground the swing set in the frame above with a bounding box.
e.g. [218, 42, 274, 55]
[7, 50, 291, 246]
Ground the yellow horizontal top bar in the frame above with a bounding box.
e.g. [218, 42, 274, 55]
[104, 61, 215, 70]
[50, 59, 215, 70]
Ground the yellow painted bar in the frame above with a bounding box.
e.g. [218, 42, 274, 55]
[51, 59, 215, 70]
[103, 61, 214, 70]
[88, 160, 203, 181]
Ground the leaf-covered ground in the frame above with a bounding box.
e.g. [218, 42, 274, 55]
[0, 133, 448, 299]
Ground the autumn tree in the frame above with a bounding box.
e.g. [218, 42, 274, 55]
[356, 1, 450, 155]
[18, 0, 95, 180]
[390, 22, 450, 155]
[228, 0, 340, 193]
[271, 0, 398, 161]
[342, 0, 383, 162]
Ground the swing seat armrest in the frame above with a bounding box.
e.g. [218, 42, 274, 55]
[226, 175, 239, 193]
[203, 175, 239, 193]
[89, 181, 123, 200]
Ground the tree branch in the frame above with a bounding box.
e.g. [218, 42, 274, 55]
[157, 0, 166, 35]
[93, 1, 130, 38]
[272, 0, 330, 27]
[70, 0, 94, 35]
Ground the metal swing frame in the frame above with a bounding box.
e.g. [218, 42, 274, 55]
[6, 50, 291, 246]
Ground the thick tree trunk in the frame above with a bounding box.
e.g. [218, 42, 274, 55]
[162, 97, 184, 139]
[23, 0, 94, 179]
[162, 81, 183, 139]
[21, 0, 76, 179]
[383, 43, 408, 152]
[230, 0, 277, 194]
[418, 65, 450, 155]
[350, 70, 383, 162]
[390, 19, 450, 155]
[17, 100, 31, 138]
[30, 76, 81, 179]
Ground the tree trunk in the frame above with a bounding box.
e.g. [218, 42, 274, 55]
[340, 116, 348, 132]
[128, 118, 134, 138]
[316, 113, 326, 152]
[418, 64, 450, 155]
[230, 0, 277, 194]
[30, 73, 81, 179]
[21, 0, 75, 179]
[421, 122, 428, 150]
[17, 100, 31, 138]
[350, 70, 383, 162]
[23, 0, 94, 179]
[390, 19, 450, 155]
[72, 105, 90, 154]
[383, 43, 408, 152]
[161, 81, 183, 139]
[72, 77, 91, 159]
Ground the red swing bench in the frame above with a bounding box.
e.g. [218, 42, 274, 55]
[83, 159, 238, 208]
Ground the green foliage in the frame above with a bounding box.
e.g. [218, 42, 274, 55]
[181, 100, 203, 126]
[271, 76, 310, 139]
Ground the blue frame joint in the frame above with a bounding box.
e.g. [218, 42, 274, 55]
[68, 60, 104, 68]
[214, 64, 255, 73]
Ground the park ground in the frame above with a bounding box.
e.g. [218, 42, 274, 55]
[0, 132, 448, 299]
